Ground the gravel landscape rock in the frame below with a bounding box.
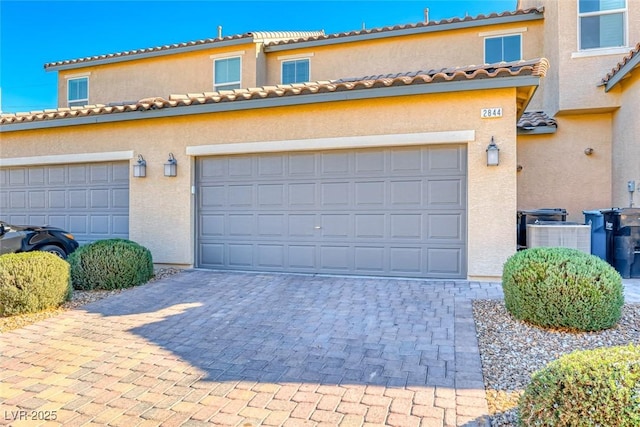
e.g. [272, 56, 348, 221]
[473, 299, 640, 426]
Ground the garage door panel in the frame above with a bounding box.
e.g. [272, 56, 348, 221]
[354, 246, 385, 272]
[29, 191, 46, 209]
[427, 214, 463, 241]
[258, 184, 284, 207]
[355, 181, 385, 206]
[355, 151, 385, 174]
[427, 146, 466, 173]
[427, 248, 463, 276]
[355, 214, 385, 238]
[48, 167, 65, 184]
[229, 215, 253, 236]
[229, 244, 253, 266]
[29, 168, 45, 185]
[390, 214, 423, 239]
[321, 182, 350, 206]
[289, 245, 316, 268]
[427, 179, 464, 207]
[197, 146, 466, 278]
[258, 156, 284, 177]
[49, 190, 67, 208]
[320, 246, 350, 270]
[257, 245, 284, 268]
[258, 214, 285, 237]
[0, 162, 129, 244]
[391, 180, 422, 206]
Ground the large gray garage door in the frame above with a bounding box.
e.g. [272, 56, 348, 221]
[197, 145, 466, 278]
[0, 162, 129, 244]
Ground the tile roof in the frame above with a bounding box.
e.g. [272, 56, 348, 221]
[2, 58, 548, 127]
[602, 42, 640, 86]
[517, 111, 557, 130]
[265, 7, 544, 48]
[43, 31, 324, 70]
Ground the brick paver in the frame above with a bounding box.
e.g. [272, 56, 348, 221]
[9, 270, 618, 426]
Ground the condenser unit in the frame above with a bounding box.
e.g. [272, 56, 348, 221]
[526, 223, 591, 254]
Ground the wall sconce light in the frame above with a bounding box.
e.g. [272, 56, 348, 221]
[584, 148, 594, 156]
[486, 137, 500, 166]
[133, 154, 146, 177]
[164, 153, 177, 177]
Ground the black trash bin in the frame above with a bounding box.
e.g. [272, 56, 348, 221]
[517, 208, 567, 249]
[603, 208, 640, 279]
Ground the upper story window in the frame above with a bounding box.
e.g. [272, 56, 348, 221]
[67, 77, 88, 107]
[579, 0, 626, 50]
[282, 58, 310, 84]
[214, 56, 241, 91]
[484, 34, 522, 63]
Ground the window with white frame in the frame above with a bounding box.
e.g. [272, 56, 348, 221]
[578, 0, 626, 50]
[282, 58, 310, 84]
[67, 77, 88, 107]
[484, 34, 522, 63]
[213, 56, 241, 91]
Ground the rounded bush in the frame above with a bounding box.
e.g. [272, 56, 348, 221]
[68, 239, 153, 291]
[502, 247, 623, 331]
[0, 251, 71, 316]
[518, 345, 640, 426]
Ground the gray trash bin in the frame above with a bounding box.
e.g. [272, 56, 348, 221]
[583, 210, 607, 260]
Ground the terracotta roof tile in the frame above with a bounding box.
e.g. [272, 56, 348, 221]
[602, 42, 640, 84]
[2, 58, 548, 126]
[265, 7, 544, 48]
[517, 111, 557, 129]
[43, 31, 324, 70]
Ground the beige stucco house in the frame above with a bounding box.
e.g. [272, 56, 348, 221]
[1, 0, 638, 280]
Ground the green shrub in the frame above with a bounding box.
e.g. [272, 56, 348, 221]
[68, 239, 153, 291]
[502, 247, 623, 331]
[518, 345, 640, 426]
[0, 252, 71, 316]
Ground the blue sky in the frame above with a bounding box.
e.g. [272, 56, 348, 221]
[0, 0, 517, 113]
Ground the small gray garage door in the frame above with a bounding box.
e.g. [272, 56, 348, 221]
[0, 162, 129, 244]
[196, 145, 466, 278]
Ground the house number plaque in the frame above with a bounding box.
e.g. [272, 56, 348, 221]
[481, 108, 503, 118]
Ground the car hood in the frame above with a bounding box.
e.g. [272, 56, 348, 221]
[2, 223, 65, 232]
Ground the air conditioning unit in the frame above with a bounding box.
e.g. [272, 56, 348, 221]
[526, 223, 591, 254]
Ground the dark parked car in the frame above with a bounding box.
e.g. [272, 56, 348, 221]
[0, 221, 79, 259]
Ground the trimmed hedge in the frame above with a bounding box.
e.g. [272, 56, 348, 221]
[68, 239, 153, 291]
[0, 252, 71, 316]
[518, 345, 640, 426]
[502, 247, 623, 331]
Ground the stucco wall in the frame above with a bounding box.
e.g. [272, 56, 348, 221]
[531, 0, 638, 114]
[612, 70, 640, 207]
[57, 43, 257, 108]
[1, 88, 520, 279]
[53, 19, 544, 108]
[517, 114, 613, 221]
[265, 22, 544, 84]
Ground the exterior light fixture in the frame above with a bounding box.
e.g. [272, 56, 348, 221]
[486, 137, 499, 166]
[164, 153, 177, 177]
[133, 154, 146, 177]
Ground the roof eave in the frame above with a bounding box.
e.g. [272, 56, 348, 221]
[45, 37, 253, 72]
[517, 126, 557, 135]
[604, 52, 640, 92]
[264, 12, 544, 53]
[0, 75, 541, 133]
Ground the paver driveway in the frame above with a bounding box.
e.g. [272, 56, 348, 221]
[0, 271, 504, 426]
